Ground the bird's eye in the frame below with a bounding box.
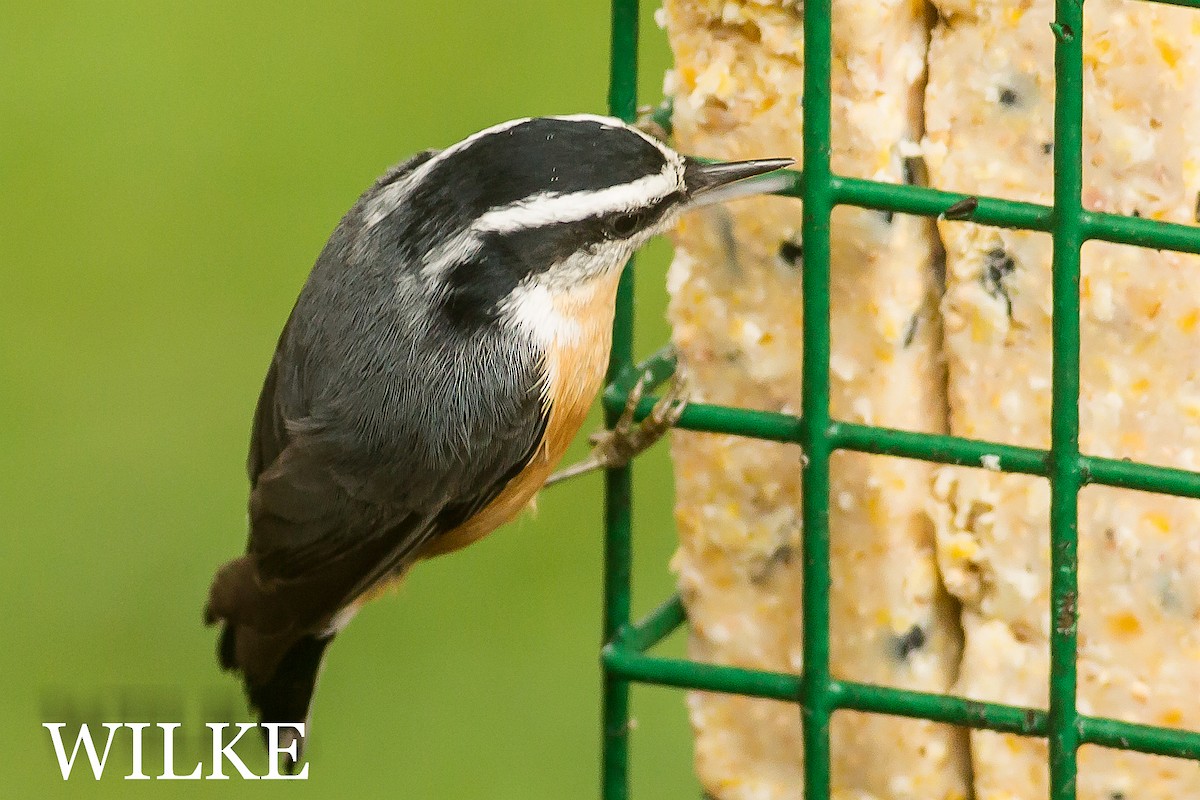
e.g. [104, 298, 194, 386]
[605, 212, 643, 239]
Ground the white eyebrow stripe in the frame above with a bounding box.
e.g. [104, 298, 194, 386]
[472, 166, 679, 235]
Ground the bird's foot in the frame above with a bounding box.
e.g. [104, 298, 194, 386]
[545, 372, 688, 487]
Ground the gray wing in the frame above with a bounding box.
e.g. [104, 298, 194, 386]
[247, 148, 443, 485]
[220, 147, 550, 641]
[240, 344, 548, 636]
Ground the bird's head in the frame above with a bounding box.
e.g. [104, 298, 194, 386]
[362, 115, 791, 329]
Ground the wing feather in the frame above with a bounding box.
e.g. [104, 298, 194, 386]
[210, 143, 551, 662]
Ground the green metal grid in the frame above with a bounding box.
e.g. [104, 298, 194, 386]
[600, 0, 1200, 799]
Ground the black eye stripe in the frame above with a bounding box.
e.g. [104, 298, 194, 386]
[599, 191, 683, 239]
[605, 213, 641, 238]
[453, 189, 686, 297]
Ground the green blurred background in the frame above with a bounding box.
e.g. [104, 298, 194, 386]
[1, 2, 697, 796]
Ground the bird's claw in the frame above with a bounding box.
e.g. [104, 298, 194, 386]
[545, 371, 689, 487]
[597, 371, 688, 465]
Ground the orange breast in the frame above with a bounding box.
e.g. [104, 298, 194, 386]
[417, 272, 623, 559]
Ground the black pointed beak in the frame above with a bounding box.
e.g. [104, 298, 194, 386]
[682, 157, 794, 200]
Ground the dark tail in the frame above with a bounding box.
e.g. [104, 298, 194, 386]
[206, 557, 333, 772]
[220, 624, 331, 770]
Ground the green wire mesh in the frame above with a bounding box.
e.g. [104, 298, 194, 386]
[600, 1, 1200, 798]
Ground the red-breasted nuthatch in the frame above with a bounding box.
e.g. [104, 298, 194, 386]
[204, 114, 790, 766]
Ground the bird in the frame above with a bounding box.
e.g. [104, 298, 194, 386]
[203, 113, 790, 767]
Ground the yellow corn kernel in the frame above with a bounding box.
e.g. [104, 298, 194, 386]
[1145, 511, 1171, 534]
[1156, 38, 1182, 69]
[1107, 611, 1143, 638]
[970, 314, 991, 343]
[1119, 431, 1146, 452]
[945, 536, 980, 561]
[1160, 708, 1184, 727]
